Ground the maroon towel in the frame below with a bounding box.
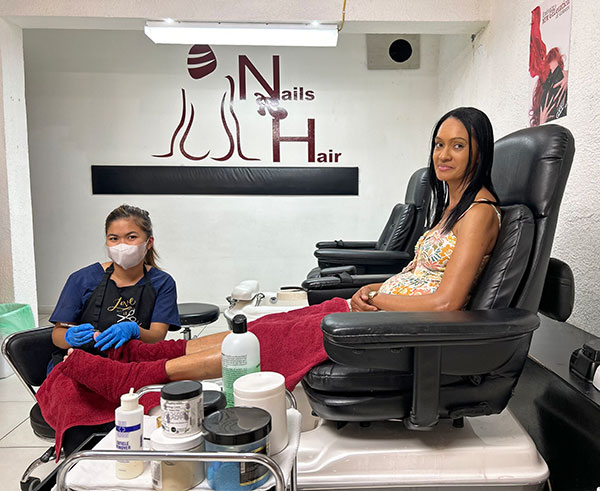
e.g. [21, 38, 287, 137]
[36, 340, 186, 457]
[248, 297, 349, 391]
[35, 300, 348, 455]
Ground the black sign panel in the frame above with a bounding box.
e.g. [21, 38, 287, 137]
[92, 166, 358, 196]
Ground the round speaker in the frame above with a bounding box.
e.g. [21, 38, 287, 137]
[388, 39, 413, 63]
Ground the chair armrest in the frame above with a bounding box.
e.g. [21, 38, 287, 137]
[316, 241, 377, 249]
[320, 265, 357, 276]
[314, 249, 412, 266]
[322, 309, 539, 429]
[302, 273, 392, 290]
[322, 309, 539, 347]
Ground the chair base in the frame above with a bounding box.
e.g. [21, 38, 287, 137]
[296, 409, 548, 490]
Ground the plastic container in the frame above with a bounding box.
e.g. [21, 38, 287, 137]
[203, 407, 271, 491]
[150, 428, 205, 490]
[115, 388, 144, 479]
[203, 390, 226, 417]
[160, 380, 203, 437]
[234, 371, 288, 454]
[221, 315, 260, 407]
[0, 303, 35, 378]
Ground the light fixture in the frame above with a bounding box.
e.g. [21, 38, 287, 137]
[144, 21, 339, 47]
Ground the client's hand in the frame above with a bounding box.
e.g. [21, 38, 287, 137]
[94, 321, 140, 351]
[350, 286, 379, 312]
[64, 323, 95, 347]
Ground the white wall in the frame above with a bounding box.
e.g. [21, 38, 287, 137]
[25, 29, 439, 310]
[437, 1, 600, 334]
[0, 18, 37, 317]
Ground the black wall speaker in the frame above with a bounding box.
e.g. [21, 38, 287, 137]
[367, 34, 420, 70]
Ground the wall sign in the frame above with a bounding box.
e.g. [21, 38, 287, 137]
[92, 45, 358, 195]
[529, 1, 572, 127]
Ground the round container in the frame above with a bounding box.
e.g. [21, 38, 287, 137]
[150, 429, 205, 490]
[202, 407, 272, 491]
[234, 372, 288, 454]
[160, 380, 203, 437]
[203, 390, 226, 417]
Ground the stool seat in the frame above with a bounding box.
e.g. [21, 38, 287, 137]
[178, 303, 220, 326]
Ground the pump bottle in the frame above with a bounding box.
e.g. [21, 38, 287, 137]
[115, 388, 144, 479]
[221, 314, 261, 407]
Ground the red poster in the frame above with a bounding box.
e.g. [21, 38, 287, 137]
[529, 0, 572, 126]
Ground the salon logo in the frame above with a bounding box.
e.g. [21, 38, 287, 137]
[153, 45, 342, 164]
[107, 296, 138, 323]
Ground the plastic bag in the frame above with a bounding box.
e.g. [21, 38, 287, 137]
[0, 303, 35, 337]
[0, 303, 36, 378]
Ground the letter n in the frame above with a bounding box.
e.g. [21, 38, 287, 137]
[238, 55, 280, 100]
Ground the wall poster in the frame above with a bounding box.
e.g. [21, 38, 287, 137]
[529, 0, 572, 127]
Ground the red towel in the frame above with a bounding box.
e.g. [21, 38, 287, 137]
[36, 340, 186, 457]
[35, 299, 348, 455]
[249, 297, 349, 391]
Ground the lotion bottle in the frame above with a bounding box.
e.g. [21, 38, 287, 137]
[115, 388, 144, 479]
[221, 314, 261, 407]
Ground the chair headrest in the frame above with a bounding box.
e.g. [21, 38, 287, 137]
[538, 257, 574, 321]
[404, 168, 429, 208]
[493, 124, 574, 218]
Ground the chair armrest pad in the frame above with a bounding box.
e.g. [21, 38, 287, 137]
[314, 249, 412, 265]
[302, 274, 392, 290]
[322, 309, 539, 347]
[320, 265, 358, 275]
[316, 241, 377, 249]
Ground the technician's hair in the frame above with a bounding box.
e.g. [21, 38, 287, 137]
[427, 107, 499, 233]
[105, 204, 160, 269]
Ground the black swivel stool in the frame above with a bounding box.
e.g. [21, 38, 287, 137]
[173, 303, 221, 340]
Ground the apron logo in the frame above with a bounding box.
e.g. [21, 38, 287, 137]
[107, 297, 138, 323]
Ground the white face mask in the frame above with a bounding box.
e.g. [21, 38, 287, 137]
[107, 240, 148, 270]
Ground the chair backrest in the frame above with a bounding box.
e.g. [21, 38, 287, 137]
[2, 327, 55, 396]
[376, 167, 430, 252]
[468, 125, 574, 312]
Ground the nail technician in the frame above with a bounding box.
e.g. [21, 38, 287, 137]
[48, 204, 180, 372]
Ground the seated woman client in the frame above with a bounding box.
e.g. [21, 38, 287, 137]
[37, 107, 502, 450]
[48, 204, 180, 371]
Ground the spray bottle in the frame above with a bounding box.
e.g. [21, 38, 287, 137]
[115, 388, 144, 479]
[221, 314, 260, 407]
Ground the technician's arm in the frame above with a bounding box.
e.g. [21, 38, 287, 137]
[52, 323, 72, 349]
[138, 322, 169, 343]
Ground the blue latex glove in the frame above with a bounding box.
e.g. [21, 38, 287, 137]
[94, 321, 140, 351]
[64, 323, 95, 347]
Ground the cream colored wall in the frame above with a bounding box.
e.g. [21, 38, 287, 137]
[25, 29, 440, 310]
[438, 1, 600, 334]
[0, 19, 37, 317]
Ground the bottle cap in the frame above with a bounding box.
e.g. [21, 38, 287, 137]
[232, 314, 248, 334]
[233, 372, 285, 400]
[120, 388, 140, 411]
[202, 407, 271, 446]
[161, 380, 203, 401]
[150, 427, 204, 451]
[203, 390, 227, 417]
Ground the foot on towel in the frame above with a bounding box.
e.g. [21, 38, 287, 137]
[60, 348, 171, 403]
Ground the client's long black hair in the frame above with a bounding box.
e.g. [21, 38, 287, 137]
[427, 107, 499, 233]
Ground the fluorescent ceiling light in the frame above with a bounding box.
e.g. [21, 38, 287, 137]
[144, 21, 339, 47]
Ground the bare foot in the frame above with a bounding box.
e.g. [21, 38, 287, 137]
[63, 348, 74, 362]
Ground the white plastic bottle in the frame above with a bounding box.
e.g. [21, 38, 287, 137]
[115, 388, 144, 479]
[221, 314, 260, 407]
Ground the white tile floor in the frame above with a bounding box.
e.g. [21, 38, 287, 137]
[0, 314, 230, 490]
